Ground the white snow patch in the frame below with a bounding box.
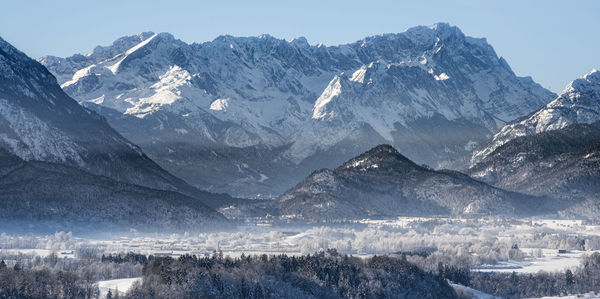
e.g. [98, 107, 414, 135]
[174, 128, 188, 135]
[349, 65, 368, 83]
[435, 72, 450, 81]
[97, 277, 141, 298]
[313, 76, 342, 119]
[258, 173, 268, 182]
[210, 98, 229, 111]
[109, 33, 158, 74]
[90, 95, 105, 105]
[61, 64, 97, 88]
[473, 248, 589, 274]
[464, 140, 478, 151]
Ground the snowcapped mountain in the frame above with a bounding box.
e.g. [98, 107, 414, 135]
[466, 71, 600, 205]
[275, 145, 554, 221]
[40, 23, 555, 197]
[469, 121, 600, 191]
[0, 35, 235, 210]
[471, 70, 600, 167]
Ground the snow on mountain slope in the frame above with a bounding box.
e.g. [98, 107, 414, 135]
[468, 121, 600, 195]
[40, 23, 555, 196]
[0, 35, 236, 208]
[471, 70, 600, 167]
[0, 97, 86, 166]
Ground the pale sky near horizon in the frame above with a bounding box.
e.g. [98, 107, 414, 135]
[1, 0, 598, 93]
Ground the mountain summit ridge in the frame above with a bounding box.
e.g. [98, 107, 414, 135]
[337, 144, 417, 171]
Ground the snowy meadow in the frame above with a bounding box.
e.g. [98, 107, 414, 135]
[3, 217, 599, 270]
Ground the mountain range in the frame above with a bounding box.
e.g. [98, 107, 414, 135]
[229, 69, 600, 221]
[1, 23, 599, 227]
[39, 23, 556, 197]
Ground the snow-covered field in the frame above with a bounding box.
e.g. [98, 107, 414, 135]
[0, 248, 76, 259]
[473, 248, 592, 274]
[451, 283, 499, 299]
[2, 217, 600, 274]
[97, 277, 141, 298]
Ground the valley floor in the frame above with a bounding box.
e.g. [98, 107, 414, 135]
[2, 216, 600, 298]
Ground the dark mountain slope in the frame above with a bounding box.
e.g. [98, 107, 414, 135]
[469, 122, 600, 192]
[276, 145, 555, 221]
[0, 147, 229, 232]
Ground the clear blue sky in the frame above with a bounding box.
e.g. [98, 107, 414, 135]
[1, 0, 598, 93]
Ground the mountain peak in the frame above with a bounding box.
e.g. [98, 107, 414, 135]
[289, 36, 309, 48]
[566, 69, 600, 94]
[555, 69, 600, 108]
[585, 68, 600, 78]
[86, 31, 155, 57]
[403, 22, 464, 43]
[363, 144, 400, 156]
[155, 32, 175, 41]
[429, 22, 452, 30]
[278, 142, 538, 220]
[337, 144, 416, 171]
[429, 22, 463, 36]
